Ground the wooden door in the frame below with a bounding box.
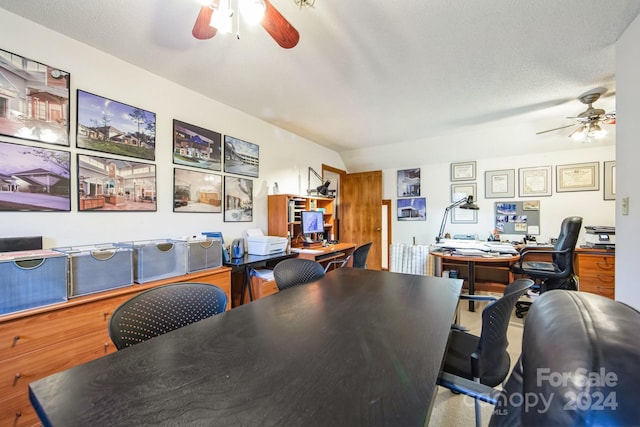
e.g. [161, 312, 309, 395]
[340, 170, 382, 270]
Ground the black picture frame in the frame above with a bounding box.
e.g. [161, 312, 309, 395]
[397, 197, 426, 221]
[76, 90, 156, 161]
[0, 48, 70, 146]
[173, 168, 222, 213]
[77, 153, 157, 211]
[397, 168, 420, 197]
[223, 135, 259, 178]
[172, 119, 222, 171]
[223, 176, 253, 222]
[0, 140, 71, 211]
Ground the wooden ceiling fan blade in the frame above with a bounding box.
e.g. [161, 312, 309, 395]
[536, 124, 576, 135]
[193, 5, 217, 40]
[261, 0, 300, 49]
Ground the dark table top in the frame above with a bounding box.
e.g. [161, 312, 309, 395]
[29, 268, 462, 427]
[223, 251, 298, 267]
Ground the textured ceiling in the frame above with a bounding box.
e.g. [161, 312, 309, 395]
[1, 0, 638, 170]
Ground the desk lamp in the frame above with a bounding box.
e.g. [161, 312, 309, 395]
[307, 167, 331, 196]
[436, 195, 479, 243]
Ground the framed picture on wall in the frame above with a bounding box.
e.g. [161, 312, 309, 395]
[223, 135, 259, 178]
[77, 154, 156, 211]
[0, 141, 71, 211]
[485, 169, 515, 198]
[397, 197, 426, 221]
[603, 161, 615, 200]
[397, 168, 420, 197]
[172, 119, 222, 171]
[519, 166, 552, 197]
[0, 48, 70, 146]
[76, 90, 156, 161]
[224, 176, 253, 222]
[556, 162, 599, 192]
[451, 183, 476, 202]
[173, 168, 222, 213]
[450, 161, 476, 181]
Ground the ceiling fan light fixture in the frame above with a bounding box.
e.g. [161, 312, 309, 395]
[210, 0, 233, 33]
[294, 0, 316, 8]
[240, 0, 266, 24]
[569, 125, 586, 142]
[587, 123, 607, 139]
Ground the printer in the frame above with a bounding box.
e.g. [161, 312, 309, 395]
[246, 229, 288, 255]
[584, 226, 615, 248]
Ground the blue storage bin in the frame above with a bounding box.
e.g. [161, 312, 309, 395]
[53, 244, 133, 297]
[0, 250, 68, 315]
[119, 239, 187, 283]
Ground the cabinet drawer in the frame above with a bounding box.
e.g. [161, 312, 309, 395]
[0, 392, 40, 427]
[0, 294, 130, 360]
[577, 255, 615, 275]
[0, 329, 115, 403]
[579, 283, 615, 299]
[251, 277, 279, 300]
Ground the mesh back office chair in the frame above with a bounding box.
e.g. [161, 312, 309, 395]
[109, 282, 227, 350]
[510, 216, 582, 317]
[273, 258, 325, 291]
[323, 242, 373, 272]
[440, 278, 535, 427]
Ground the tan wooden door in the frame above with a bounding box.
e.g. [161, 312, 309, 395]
[339, 170, 382, 270]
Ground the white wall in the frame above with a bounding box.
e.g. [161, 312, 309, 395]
[615, 14, 640, 309]
[385, 145, 615, 246]
[0, 9, 345, 248]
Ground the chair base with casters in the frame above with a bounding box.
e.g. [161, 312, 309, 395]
[514, 274, 578, 318]
[440, 278, 534, 427]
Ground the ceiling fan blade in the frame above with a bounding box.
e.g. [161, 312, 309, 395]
[261, 0, 300, 49]
[536, 124, 576, 135]
[193, 5, 217, 40]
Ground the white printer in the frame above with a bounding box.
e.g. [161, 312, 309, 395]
[246, 229, 288, 255]
[584, 226, 615, 248]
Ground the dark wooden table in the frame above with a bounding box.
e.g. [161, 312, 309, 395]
[29, 268, 462, 427]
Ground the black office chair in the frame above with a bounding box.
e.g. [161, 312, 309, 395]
[273, 258, 325, 291]
[440, 278, 535, 427]
[108, 282, 227, 350]
[510, 216, 582, 317]
[323, 241, 373, 272]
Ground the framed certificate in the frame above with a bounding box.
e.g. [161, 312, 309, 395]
[556, 162, 599, 192]
[450, 161, 476, 181]
[519, 166, 552, 197]
[485, 169, 515, 198]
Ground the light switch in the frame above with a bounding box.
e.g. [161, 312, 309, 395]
[622, 197, 630, 215]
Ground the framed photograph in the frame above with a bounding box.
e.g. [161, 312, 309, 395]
[173, 120, 221, 171]
[603, 161, 615, 200]
[450, 161, 476, 181]
[76, 90, 156, 161]
[519, 166, 552, 197]
[397, 168, 420, 197]
[485, 169, 515, 199]
[397, 197, 426, 221]
[223, 135, 259, 178]
[224, 176, 253, 222]
[556, 162, 599, 192]
[0, 141, 71, 211]
[451, 206, 477, 224]
[0, 48, 70, 146]
[451, 182, 476, 202]
[173, 168, 222, 213]
[77, 154, 156, 211]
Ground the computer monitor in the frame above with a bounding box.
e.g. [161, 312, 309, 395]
[301, 210, 324, 235]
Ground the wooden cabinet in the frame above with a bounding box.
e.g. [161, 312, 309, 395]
[268, 194, 336, 244]
[0, 267, 231, 427]
[575, 248, 615, 299]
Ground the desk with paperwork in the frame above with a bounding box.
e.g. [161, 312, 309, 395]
[431, 241, 520, 312]
[29, 268, 463, 427]
[291, 242, 357, 265]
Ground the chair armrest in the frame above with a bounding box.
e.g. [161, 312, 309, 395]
[437, 372, 501, 405]
[323, 258, 348, 272]
[459, 294, 499, 303]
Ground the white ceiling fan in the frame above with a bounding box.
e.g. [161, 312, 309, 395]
[536, 88, 616, 142]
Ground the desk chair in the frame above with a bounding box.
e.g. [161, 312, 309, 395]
[323, 242, 373, 272]
[273, 258, 325, 290]
[440, 278, 534, 427]
[510, 216, 582, 317]
[108, 282, 227, 350]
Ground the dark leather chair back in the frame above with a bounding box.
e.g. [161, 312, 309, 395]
[490, 290, 640, 426]
[552, 216, 582, 273]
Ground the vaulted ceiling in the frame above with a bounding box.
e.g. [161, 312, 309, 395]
[1, 0, 638, 170]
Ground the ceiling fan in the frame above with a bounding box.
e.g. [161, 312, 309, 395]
[192, 0, 301, 49]
[536, 89, 616, 142]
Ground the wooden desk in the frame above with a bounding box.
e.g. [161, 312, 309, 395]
[291, 242, 356, 267]
[431, 251, 520, 312]
[29, 268, 462, 427]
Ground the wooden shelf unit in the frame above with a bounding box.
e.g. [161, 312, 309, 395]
[268, 194, 336, 245]
[0, 267, 231, 427]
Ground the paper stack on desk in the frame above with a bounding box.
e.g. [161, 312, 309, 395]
[433, 240, 518, 255]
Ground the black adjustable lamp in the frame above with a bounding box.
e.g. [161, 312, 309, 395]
[436, 195, 479, 243]
[307, 167, 331, 197]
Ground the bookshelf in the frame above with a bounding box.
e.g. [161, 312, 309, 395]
[268, 194, 335, 247]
